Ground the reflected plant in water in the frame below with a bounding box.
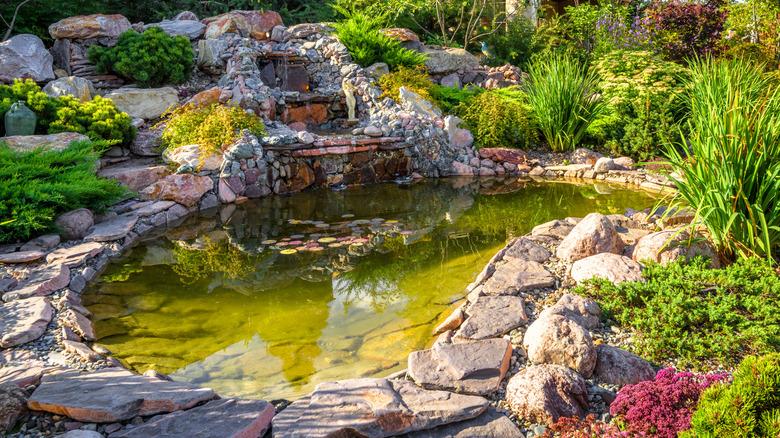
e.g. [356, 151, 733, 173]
[172, 237, 258, 285]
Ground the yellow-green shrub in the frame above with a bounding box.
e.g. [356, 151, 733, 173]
[160, 104, 266, 154]
[378, 66, 434, 101]
[459, 87, 538, 149]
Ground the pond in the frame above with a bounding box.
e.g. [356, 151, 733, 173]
[83, 177, 656, 401]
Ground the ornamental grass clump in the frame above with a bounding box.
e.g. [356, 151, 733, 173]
[88, 27, 194, 87]
[610, 368, 729, 438]
[160, 104, 266, 155]
[524, 53, 604, 152]
[0, 140, 127, 243]
[685, 353, 780, 437]
[664, 57, 780, 261]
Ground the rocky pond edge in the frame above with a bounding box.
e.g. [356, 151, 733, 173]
[0, 164, 687, 438]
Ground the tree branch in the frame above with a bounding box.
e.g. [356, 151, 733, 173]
[2, 0, 32, 42]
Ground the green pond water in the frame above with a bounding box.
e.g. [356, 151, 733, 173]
[84, 177, 655, 400]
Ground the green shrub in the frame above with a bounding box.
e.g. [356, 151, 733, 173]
[458, 87, 537, 149]
[88, 27, 194, 87]
[378, 67, 434, 101]
[724, 0, 780, 66]
[665, 58, 780, 261]
[332, 9, 426, 71]
[483, 16, 538, 68]
[429, 85, 484, 115]
[0, 140, 127, 244]
[160, 104, 266, 155]
[524, 54, 604, 152]
[589, 50, 689, 160]
[0, 79, 134, 144]
[577, 257, 780, 370]
[684, 354, 780, 437]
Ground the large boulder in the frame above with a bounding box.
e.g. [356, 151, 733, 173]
[538, 294, 601, 330]
[523, 313, 597, 377]
[399, 87, 442, 118]
[593, 345, 655, 387]
[43, 76, 94, 101]
[144, 20, 205, 40]
[98, 159, 171, 191]
[423, 47, 480, 75]
[104, 87, 179, 120]
[505, 364, 588, 425]
[140, 174, 214, 207]
[48, 14, 131, 40]
[202, 10, 283, 40]
[570, 253, 644, 284]
[0, 132, 89, 153]
[272, 378, 488, 437]
[556, 213, 623, 262]
[163, 144, 222, 172]
[0, 34, 54, 83]
[197, 39, 228, 74]
[381, 28, 422, 51]
[408, 338, 512, 395]
[27, 369, 216, 422]
[632, 230, 720, 267]
[0, 298, 54, 348]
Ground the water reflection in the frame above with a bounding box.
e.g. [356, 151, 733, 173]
[84, 177, 655, 400]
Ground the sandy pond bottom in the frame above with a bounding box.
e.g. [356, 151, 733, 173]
[83, 177, 655, 401]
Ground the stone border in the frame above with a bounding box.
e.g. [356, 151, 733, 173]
[0, 169, 683, 437]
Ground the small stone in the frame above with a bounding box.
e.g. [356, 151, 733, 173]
[432, 306, 465, 336]
[62, 340, 102, 362]
[364, 125, 383, 137]
[593, 157, 615, 174]
[55, 209, 94, 241]
[593, 345, 655, 386]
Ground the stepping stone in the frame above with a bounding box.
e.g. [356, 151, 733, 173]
[401, 407, 523, 437]
[0, 250, 46, 264]
[98, 160, 171, 192]
[112, 398, 274, 438]
[85, 215, 138, 242]
[271, 378, 487, 438]
[570, 253, 643, 285]
[0, 297, 54, 347]
[0, 364, 47, 387]
[455, 296, 527, 340]
[133, 200, 176, 217]
[28, 369, 216, 422]
[20, 234, 61, 252]
[408, 338, 512, 396]
[46, 242, 104, 267]
[481, 259, 555, 295]
[2, 264, 70, 301]
[503, 237, 551, 263]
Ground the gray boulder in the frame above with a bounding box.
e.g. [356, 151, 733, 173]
[0, 34, 54, 83]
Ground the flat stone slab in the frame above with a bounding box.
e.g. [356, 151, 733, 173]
[0, 364, 47, 387]
[401, 407, 523, 437]
[0, 297, 54, 347]
[503, 237, 551, 263]
[113, 398, 274, 438]
[531, 220, 574, 239]
[46, 242, 104, 267]
[85, 215, 138, 242]
[455, 296, 527, 340]
[133, 201, 176, 217]
[0, 250, 45, 264]
[28, 369, 216, 423]
[272, 378, 487, 437]
[408, 338, 512, 396]
[2, 264, 69, 301]
[481, 259, 555, 295]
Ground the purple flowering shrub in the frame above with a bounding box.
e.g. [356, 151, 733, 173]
[610, 368, 730, 438]
[644, 0, 727, 60]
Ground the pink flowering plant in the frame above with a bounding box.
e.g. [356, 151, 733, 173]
[610, 368, 730, 438]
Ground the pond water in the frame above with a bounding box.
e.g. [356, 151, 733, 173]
[83, 178, 655, 401]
